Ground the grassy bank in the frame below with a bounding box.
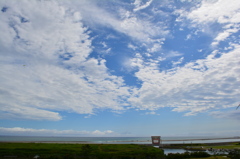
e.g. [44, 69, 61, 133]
[0, 143, 164, 159]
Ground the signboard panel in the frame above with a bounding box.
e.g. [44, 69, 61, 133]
[151, 136, 161, 146]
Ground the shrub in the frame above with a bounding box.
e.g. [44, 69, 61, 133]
[228, 149, 240, 159]
[166, 151, 210, 159]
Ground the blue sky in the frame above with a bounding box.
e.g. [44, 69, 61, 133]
[0, 0, 240, 137]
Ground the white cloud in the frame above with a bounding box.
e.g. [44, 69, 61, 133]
[165, 51, 183, 58]
[0, 127, 115, 137]
[145, 111, 159, 115]
[133, 0, 153, 12]
[185, 34, 192, 40]
[0, 0, 131, 120]
[1, 0, 239, 122]
[210, 110, 240, 120]
[101, 42, 107, 48]
[128, 43, 137, 50]
[212, 27, 239, 46]
[147, 43, 162, 53]
[178, 0, 240, 46]
[186, 0, 240, 24]
[125, 53, 166, 73]
[172, 57, 184, 66]
[128, 44, 240, 115]
[179, 0, 195, 2]
[92, 130, 114, 136]
[119, 14, 164, 42]
[0, 105, 61, 121]
[64, 0, 168, 54]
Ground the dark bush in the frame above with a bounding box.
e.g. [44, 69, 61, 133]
[228, 149, 240, 159]
[166, 151, 210, 159]
[190, 151, 210, 158]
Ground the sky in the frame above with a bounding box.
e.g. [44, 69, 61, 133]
[0, 0, 240, 137]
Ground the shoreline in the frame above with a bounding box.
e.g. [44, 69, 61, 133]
[0, 137, 240, 144]
[163, 137, 240, 141]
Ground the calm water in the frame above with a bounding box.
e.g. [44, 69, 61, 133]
[1, 136, 240, 144]
[163, 148, 187, 155]
[162, 148, 228, 155]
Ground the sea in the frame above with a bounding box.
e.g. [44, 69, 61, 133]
[1, 136, 240, 144]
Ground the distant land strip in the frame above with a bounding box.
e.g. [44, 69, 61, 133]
[162, 137, 240, 142]
[0, 137, 240, 144]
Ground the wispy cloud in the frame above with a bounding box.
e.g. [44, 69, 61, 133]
[0, 127, 115, 137]
[133, 0, 153, 12]
[165, 51, 183, 58]
[210, 110, 240, 121]
[172, 57, 184, 67]
[65, 0, 169, 54]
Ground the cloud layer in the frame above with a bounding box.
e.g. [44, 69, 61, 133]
[0, 0, 239, 122]
[129, 44, 240, 115]
[0, 0, 130, 120]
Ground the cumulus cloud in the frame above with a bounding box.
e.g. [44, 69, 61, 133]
[128, 44, 240, 115]
[0, 127, 115, 137]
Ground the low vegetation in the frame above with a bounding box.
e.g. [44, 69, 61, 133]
[0, 142, 239, 159]
[0, 143, 164, 159]
[204, 142, 240, 149]
[166, 151, 210, 159]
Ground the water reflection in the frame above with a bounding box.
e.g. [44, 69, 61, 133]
[163, 149, 187, 155]
[162, 148, 228, 155]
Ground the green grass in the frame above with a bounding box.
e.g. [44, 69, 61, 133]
[0, 143, 164, 159]
[204, 143, 240, 149]
[165, 142, 240, 150]
[1, 142, 239, 159]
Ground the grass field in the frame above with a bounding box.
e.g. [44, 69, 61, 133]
[204, 143, 240, 149]
[164, 142, 240, 150]
[0, 143, 164, 159]
[0, 142, 239, 159]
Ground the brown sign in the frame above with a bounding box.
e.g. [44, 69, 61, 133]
[151, 136, 161, 146]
